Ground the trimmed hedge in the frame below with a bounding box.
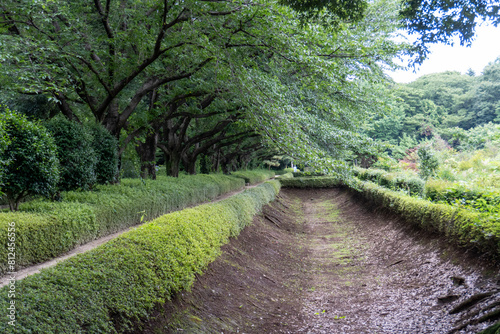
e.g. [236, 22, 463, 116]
[0, 174, 245, 274]
[354, 167, 425, 196]
[350, 179, 500, 256]
[277, 172, 294, 179]
[0, 181, 280, 333]
[280, 176, 341, 188]
[292, 171, 325, 177]
[230, 169, 275, 184]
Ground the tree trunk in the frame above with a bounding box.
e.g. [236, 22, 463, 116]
[135, 130, 158, 179]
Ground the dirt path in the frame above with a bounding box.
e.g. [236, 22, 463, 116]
[0, 182, 267, 288]
[138, 188, 500, 334]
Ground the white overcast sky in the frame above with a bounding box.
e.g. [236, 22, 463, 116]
[389, 23, 500, 83]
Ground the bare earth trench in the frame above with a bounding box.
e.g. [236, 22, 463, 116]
[137, 188, 500, 334]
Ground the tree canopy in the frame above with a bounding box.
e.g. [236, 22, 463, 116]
[0, 0, 408, 177]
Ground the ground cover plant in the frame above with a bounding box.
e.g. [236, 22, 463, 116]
[0, 181, 280, 333]
[0, 171, 279, 274]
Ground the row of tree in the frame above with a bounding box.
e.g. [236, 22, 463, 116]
[0, 0, 410, 178]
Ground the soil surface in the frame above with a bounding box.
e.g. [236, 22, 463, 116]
[136, 188, 500, 334]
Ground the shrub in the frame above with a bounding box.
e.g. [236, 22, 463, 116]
[230, 169, 275, 184]
[0, 181, 280, 333]
[89, 123, 118, 184]
[0, 174, 245, 274]
[355, 167, 424, 196]
[280, 176, 341, 188]
[350, 179, 499, 256]
[45, 117, 97, 191]
[418, 146, 439, 180]
[0, 110, 59, 210]
[292, 171, 325, 177]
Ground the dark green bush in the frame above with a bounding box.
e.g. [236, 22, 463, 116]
[280, 176, 341, 188]
[0, 181, 280, 333]
[0, 109, 59, 210]
[0, 174, 245, 274]
[45, 117, 97, 191]
[89, 123, 118, 184]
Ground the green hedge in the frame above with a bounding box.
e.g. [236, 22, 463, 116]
[230, 169, 275, 184]
[0, 181, 280, 333]
[292, 171, 325, 177]
[355, 167, 425, 196]
[280, 176, 341, 188]
[0, 174, 245, 274]
[277, 172, 294, 179]
[350, 179, 500, 256]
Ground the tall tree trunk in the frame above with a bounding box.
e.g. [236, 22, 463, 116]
[135, 130, 158, 179]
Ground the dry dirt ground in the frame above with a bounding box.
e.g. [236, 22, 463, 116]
[135, 188, 500, 334]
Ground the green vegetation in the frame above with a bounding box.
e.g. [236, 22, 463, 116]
[0, 174, 246, 274]
[0, 181, 280, 333]
[230, 170, 275, 184]
[280, 177, 341, 188]
[350, 179, 499, 257]
[45, 117, 98, 191]
[0, 109, 59, 210]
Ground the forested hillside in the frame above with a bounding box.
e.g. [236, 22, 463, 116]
[364, 58, 500, 159]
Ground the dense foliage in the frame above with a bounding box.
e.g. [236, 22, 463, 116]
[0, 109, 59, 210]
[45, 117, 97, 191]
[0, 0, 409, 177]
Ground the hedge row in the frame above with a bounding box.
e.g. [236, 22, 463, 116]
[350, 179, 500, 256]
[230, 169, 275, 184]
[292, 171, 325, 177]
[354, 167, 425, 196]
[277, 172, 294, 179]
[280, 176, 341, 188]
[0, 174, 247, 274]
[0, 180, 281, 333]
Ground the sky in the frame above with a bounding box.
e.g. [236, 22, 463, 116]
[389, 23, 500, 83]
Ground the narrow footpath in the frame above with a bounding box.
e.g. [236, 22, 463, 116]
[139, 188, 500, 334]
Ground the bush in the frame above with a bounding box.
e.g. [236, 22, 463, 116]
[0, 110, 59, 210]
[0, 181, 280, 333]
[280, 176, 341, 188]
[292, 171, 325, 177]
[277, 172, 294, 179]
[355, 167, 425, 196]
[0, 174, 245, 274]
[45, 117, 97, 191]
[89, 123, 118, 184]
[418, 146, 439, 180]
[230, 169, 275, 184]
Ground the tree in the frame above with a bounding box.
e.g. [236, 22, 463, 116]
[0, 108, 59, 211]
[90, 123, 119, 184]
[45, 117, 97, 191]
